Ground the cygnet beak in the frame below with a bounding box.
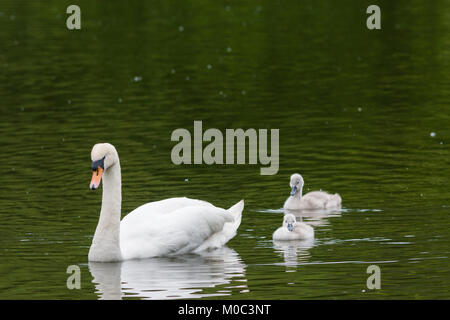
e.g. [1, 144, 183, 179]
[290, 186, 297, 196]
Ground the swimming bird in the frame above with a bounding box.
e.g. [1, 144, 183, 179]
[283, 173, 341, 210]
[272, 214, 314, 240]
[88, 143, 244, 262]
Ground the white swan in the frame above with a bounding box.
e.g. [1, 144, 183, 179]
[272, 214, 314, 240]
[88, 143, 244, 262]
[283, 173, 341, 210]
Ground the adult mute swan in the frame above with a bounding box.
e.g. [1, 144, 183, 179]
[272, 214, 314, 240]
[283, 173, 341, 210]
[88, 143, 244, 262]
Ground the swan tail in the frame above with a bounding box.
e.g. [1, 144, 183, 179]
[219, 199, 244, 243]
[334, 193, 342, 203]
[193, 200, 244, 252]
[227, 200, 244, 226]
[327, 193, 342, 207]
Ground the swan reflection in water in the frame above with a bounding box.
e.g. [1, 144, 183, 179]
[273, 238, 315, 267]
[88, 247, 247, 300]
[284, 208, 342, 228]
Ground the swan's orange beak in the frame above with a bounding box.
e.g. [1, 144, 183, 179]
[90, 167, 103, 190]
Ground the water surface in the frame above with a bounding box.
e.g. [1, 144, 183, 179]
[0, 0, 449, 299]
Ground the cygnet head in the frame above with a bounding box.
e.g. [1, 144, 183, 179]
[283, 214, 297, 232]
[90, 143, 119, 190]
[289, 173, 304, 196]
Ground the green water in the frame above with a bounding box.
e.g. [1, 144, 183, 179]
[0, 0, 449, 299]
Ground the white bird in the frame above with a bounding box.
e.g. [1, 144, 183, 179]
[88, 143, 244, 262]
[272, 214, 314, 240]
[283, 173, 342, 210]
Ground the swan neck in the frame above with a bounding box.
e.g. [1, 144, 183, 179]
[89, 161, 122, 262]
[296, 185, 303, 198]
[101, 162, 122, 220]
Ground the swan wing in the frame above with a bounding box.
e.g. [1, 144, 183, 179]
[194, 200, 244, 252]
[302, 191, 341, 208]
[120, 201, 241, 259]
[122, 197, 214, 222]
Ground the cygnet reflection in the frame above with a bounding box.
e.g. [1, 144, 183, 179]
[273, 238, 315, 267]
[284, 208, 342, 228]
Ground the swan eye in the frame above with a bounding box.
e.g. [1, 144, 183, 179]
[91, 156, 106, 171]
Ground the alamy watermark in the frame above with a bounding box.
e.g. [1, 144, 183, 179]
[66, 265, 81, 289]
[366, 265, 381, 290]
[366, 5, 381, 30]
[65, 4, 380, 31]
[171, 121, 279, 175]
[66, 5, 81, 30]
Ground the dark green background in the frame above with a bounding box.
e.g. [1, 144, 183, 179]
[0, 0, 449, 299]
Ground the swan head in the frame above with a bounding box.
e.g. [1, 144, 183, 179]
[89, 143, 119, 190]
[289, 173, 304, 196]
[283, 214, 297, 232]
